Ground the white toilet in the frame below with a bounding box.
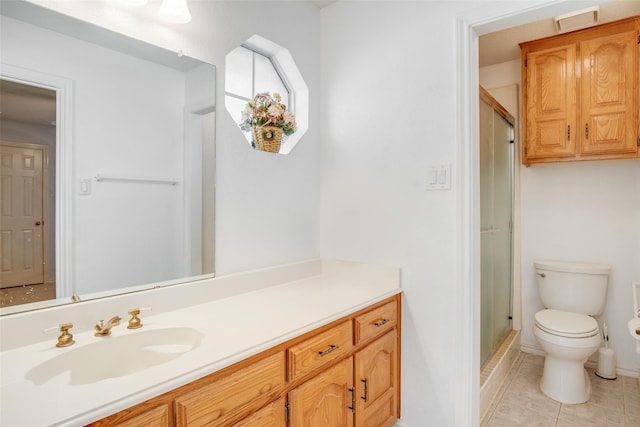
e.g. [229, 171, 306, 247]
[532, 259, 611, 404]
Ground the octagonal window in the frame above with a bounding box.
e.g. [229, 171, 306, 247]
[225, 35, 308, 154]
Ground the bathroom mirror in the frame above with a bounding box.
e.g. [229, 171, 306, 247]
[0, 2, 216, 314]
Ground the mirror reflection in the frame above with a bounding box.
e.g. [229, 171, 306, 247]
[0, 4, 216, 314]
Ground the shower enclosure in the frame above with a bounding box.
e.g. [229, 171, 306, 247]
[480, 87, 514, 366]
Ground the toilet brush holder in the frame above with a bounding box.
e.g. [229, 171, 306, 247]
[595, 347, 617, 380]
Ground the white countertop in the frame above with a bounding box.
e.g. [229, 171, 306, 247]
[0, 259, 401, 426]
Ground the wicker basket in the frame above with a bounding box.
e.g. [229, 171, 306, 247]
[253, 126, 283, 153]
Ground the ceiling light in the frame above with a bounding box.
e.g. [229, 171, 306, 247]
[159, 0, 192, 24]
[554, 6, 599, 33]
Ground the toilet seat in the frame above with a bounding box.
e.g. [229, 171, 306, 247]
[535, 309, 599, 338]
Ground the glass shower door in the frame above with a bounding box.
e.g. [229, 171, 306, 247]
[480, 95, 514, 366]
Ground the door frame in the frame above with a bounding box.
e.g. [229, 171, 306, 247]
[1, 65, 74, 299]
[455, 1, 607, 424]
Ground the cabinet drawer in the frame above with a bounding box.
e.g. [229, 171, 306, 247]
[175, 352, 285, 427]
[114, 405, 170, 427]
[288, 320, 353, 380]
[354, 300, 397, 344]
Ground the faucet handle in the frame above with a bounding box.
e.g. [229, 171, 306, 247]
[127, 307, 151, 329]
[43, 323, 75, 348]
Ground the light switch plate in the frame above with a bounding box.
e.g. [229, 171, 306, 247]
[79, 179, 91, 195]
[426, 164, 451, 190]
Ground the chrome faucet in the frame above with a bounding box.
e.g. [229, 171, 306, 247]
[94, 316, 122, 337]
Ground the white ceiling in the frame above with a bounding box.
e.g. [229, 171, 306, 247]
[479, 1, 640, 67]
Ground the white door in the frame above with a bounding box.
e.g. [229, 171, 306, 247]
[0, 142, 45, 287]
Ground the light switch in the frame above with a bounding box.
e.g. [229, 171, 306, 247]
[428, 168, 438, 185]
[79, 179, 91, 195]
[426, 165, 451, 190]
[437, 167, 447, 185]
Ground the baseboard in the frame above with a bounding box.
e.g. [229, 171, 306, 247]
[394, 420, 410, 427]
[520, 342, 544, 356]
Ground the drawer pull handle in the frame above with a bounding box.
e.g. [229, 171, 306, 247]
[318, 344, 339, 357]
[348, 387, 356, 412]
[361, 378, 369, 402]
[373, 318, 390, 327]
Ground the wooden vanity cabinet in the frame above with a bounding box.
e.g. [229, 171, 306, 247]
[521, 17, 639, 165]
[286, 299, 399, 427]
[88, 294, 401, 427]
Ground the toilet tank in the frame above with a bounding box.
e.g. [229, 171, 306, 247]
[534, 260, 611, 315]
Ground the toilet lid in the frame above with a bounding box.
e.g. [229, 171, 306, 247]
[535, 309, 599, 338]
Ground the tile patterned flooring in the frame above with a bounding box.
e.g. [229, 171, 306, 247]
[482, 353, 640, 426]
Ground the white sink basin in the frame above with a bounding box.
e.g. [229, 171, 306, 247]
[25, 327, 203, 386]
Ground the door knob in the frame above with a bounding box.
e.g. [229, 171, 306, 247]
[35, 221, 42, 226]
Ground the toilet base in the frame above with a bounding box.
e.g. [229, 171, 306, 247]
[540, 356, 591, 404]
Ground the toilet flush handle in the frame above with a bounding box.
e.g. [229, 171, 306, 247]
[536, 272, 546, 278]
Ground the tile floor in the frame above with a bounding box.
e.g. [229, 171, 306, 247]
[482, 353, 640, 426]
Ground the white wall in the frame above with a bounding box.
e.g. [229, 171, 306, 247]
[480, 59, 640, 376]
[320, 0, 640, 425]
[320, 2, 472, 425]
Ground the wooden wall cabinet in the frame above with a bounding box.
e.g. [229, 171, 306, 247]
[88, 295, 401, 427]
[520, 17, 639, 165]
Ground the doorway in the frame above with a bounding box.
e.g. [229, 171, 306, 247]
[0, 79, 57, 307]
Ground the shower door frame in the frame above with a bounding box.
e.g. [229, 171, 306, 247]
[479, 86, 515, 367]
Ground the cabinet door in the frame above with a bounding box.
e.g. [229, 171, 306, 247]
[524, 44, 577, 161]
[354, 331, 398, 427]
[232, 398, 286, 427]
[289, 357, 354, 427]
[580, 30, 638, 156]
